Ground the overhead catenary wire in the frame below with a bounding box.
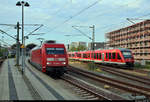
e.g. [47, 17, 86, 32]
[45, 0, 102, 34]
[0, 29, 17, 40]
[27, 24, 44, 36]
[0, 39, 11, 46]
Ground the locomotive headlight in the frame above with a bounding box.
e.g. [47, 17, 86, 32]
[47, 58, 54, 61]
[47, 62, 51, 65]
[58, 58, 66, 61]
[62, 62, 66, 64]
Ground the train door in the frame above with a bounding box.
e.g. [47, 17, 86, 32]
[109, 53, 111, 62]
[111, 52, 116, 62]
[102, 53, 104, 62]
[116, 53, 122, 63]
[105, 52, 109, 62]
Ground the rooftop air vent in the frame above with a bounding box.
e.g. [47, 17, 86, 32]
[44, 40, 56, 43]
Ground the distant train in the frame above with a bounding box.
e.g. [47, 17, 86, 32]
[8, 50, 16, 58]
[68, 48, 134, 68]
[29, 41, 68, 76]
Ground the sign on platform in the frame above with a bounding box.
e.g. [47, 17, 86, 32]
[21, 44, 25, 48]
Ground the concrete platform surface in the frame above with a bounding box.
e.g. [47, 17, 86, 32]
[0, 58, 81, 100]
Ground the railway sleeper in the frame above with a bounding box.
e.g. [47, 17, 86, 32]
[81, 93, 91, 97]
[84, 95, 97, 99]
[87, 97, 100, 100]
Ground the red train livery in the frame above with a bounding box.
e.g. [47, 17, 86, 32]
[29, 42, 68, 76]
[68, 48, 134, 68]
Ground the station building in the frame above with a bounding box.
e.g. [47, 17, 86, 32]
[70, 42, 87, 48]
[87, 42, 106, 50]
[106, 20, 150, 61]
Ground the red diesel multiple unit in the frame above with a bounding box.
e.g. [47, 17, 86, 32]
[29, 42, 68, 76]
[68, 48, 134, 68]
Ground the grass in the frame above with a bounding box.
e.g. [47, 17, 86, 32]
[69, 59, 103, 73]
[134, 61, 150, 69]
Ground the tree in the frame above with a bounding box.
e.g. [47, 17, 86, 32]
[69, 46, 77, 51]
[69, 45, 86, 51]
[11, 43, 17, 49]
[78, 45, 86, 51]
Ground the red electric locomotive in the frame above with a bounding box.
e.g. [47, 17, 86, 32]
[29, 41, 68, 76]
[68, 48, 134, 68]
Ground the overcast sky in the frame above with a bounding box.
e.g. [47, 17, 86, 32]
[0, 0, 150, 46]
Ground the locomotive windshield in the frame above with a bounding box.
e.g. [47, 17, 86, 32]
[46, 48, 65, 54]
[121, 51, 132, 58]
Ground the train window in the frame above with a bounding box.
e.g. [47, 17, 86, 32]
[87, 53, 90, 58]
[83, 54, 86, 58]
[94, 53, 97, 59]
[112, 53, 116, 59]
[46, 48, 64, 54]
[117, 53, 121, 59]
[72, 54, 75, 57]
[109, 53, 111, 59]
[121, 51, 132, 58]
[106, 53, 108, 59]
[86, 54, 88, 58]
[99, 53, 101, 59]
[77, 53, 81, 57]
[91, 53, 94, 58]
[97, 53, 99, 59]
[79, 54, 81, 57]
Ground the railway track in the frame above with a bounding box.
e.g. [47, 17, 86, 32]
[68, 65, 150, 100]
[61, 74, 125, 100]
[27, 59, 124, 100]
[133, 69, 150, 75]
[98, 65, 150, 86]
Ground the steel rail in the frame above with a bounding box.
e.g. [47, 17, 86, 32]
[61, 74, 124, 100]
[68, 65, 150, 98]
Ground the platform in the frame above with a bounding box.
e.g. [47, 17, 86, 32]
[0, 58, 80, 100]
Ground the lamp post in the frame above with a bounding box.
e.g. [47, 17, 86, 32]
[16, 1, 30, 74]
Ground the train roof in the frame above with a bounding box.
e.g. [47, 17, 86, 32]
[31, 46, 41, 51]
[68, 48, 131, 53]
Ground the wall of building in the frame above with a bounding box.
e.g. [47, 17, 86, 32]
[88, 42, 106, 50]
[106, 20, 150, 61]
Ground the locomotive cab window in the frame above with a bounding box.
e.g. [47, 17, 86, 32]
[121, 51, 132, 59]
[46, 48, 65, 54]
